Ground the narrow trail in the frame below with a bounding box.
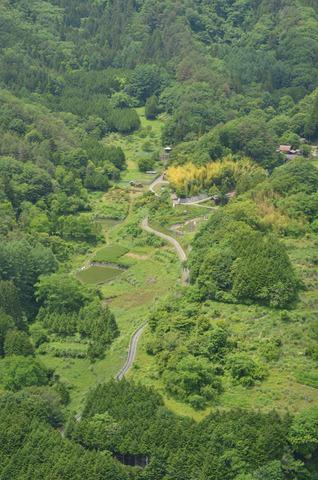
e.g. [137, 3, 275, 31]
[115, 323, 147, 381]
[148, 173, 169, 195]
[141, 217, 188, 264]
[116, 173, 189, 381]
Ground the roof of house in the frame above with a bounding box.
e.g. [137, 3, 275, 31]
[278, 145, 292, 153]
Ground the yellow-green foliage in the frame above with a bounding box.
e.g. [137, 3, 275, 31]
[167, 157, 265, 196]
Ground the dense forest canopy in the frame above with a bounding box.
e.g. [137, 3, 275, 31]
[0, 0, 318, 478]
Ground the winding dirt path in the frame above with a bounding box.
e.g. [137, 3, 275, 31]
[149, 174, 169, 195]
[141, 217, 188, 264]
[116, 172, 190, 381]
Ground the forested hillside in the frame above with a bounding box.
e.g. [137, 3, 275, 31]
[0, 0, 318, 478]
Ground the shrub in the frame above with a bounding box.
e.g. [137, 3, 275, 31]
[227, 353, 267, 387]
[138, 157, 155, 172]
[260, 339, 282, 361]
[30, 323, 48, 348]
[164, 354, 223, 408]
[38, 343, 87, 359]
[289, 406, 318, 457]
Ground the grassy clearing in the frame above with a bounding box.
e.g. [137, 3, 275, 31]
[42, 354, 123, 412]
[92, 187, 130, 221]
[103, 108, 165, 187]
[93, 245, 128, 263]
[76, 265, 123, 285]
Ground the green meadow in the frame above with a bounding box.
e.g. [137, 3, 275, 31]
[76, 265, 123, 285]
[92, 245, 129, 263]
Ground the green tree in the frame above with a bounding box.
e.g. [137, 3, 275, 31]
[145, 96, 159, 120]
[289, 406, 318, 458]
[0, 201, 16, 235]
[0, 312, 15, 356]
[164, 354, 223, 408]
[36, 274, 91, 315]
[304, 92, 318, 140]
[253, 461, 283, 480]
[4, 330, 34, 356]
[227, 353, 267, 387]
[0, 281, 23, 325]
[231, 233, 299, 308]
[138, 157, 155, 172]
[79, 301, 119, 358]
[0, 356, 49, 391]
[57, 214, 101, 243]
[126, 64, 163, 102]
[109, 108, 141, 133]
[0, 241, 58, 319]
[68, 412, 120, 450]
[84, 161, 109, 191]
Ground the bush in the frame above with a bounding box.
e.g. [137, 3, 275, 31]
[164, 354, 223, 408]
[227, 353, 267, 387]
[87, 341, 105, 361]
[38, 344, 87, 359]
[138, 157, 155, 172]
[289, 406, 318, 457]
[30, 323, 48, 348]
[260, 339, 281, 361]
